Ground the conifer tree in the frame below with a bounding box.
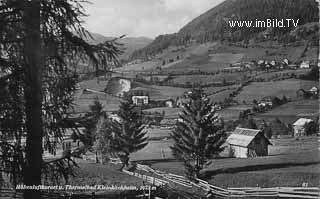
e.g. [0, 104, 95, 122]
[171, 88, 226, 180]
[98, 100, 148, 170]
[0, 1, 120, 198]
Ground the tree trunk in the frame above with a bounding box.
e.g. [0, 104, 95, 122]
[23, 0, 42, 199]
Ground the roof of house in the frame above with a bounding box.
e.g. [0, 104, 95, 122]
[293, 118, 313, 126]
[226, 127, 272, 147]
[310, 87, 319, 92]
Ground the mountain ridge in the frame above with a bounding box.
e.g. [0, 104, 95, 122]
[130, 0, 318, 61]
[87, 32, 153, 61]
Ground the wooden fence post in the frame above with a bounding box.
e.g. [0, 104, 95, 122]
[92, 192, 95, 199]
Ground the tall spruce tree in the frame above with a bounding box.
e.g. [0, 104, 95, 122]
[98, 100, 148, 170]
[171, 88, 226, 180]
[0, 0, 120, 198]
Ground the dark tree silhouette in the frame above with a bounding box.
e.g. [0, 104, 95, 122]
[97, 100, 148, 170]
[171, 88, 226, 180]
[0, 1, 120, 198]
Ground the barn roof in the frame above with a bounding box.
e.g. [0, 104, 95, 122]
[226, 127, 272, 147]
[293, 118, 313, 126]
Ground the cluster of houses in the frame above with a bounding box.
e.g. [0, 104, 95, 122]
[223, 58, 314, 72]
[296, 86, 319, 99]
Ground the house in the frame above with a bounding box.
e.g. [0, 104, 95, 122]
[165, 99, 175, 108]
[257, 60, 265, 65]
[288, 64, 298, 69]
[282, 58, 289, 65]
[296, 87, 319, 99]
[300, 61, 310, 69]
[211, 103, 222, 111]
[309, 86, 319, 95]
[258, 97, 273, 108]
[176, 97, 190, 107]
[132, 95, 149, 105]
[226, 127, 272, 158]
[293, 118, 313, 137]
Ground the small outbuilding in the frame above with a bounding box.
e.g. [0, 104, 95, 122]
[226, 127, 272, 158]
[300, 61, 310, 69]
[293, 118, 313, 137]
[165, 99, 175, 108]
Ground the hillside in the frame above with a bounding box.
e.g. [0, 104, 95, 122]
[130, 0, 318, 60]
[88, 32, 152, 61]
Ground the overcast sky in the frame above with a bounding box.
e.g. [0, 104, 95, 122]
[82, 0, 224, 39]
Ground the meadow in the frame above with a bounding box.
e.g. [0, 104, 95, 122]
[234, 79, 318, 103]
[209, 53, 244, 64]
[132, 84, 186, 100]
[170, 73, 246, 85]
[255, 99, 318, 124]
[143, 107, 181, 118]
[150, 136, 320, 188]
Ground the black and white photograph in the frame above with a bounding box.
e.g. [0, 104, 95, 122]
[0, 0, 319, 198]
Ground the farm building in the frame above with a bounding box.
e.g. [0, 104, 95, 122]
[132, 95, 149, 105]
[165, 99, 175, 108]
[309, 86, 319, 95]
[300, 61, 310, 69]
[282, 58, 289, 65]
[226, 127, 272, 158]
[258, 96, 273, 108]
[293, 118, 313, 137]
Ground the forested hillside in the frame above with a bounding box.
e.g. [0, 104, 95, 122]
[130, 0, 318, 61]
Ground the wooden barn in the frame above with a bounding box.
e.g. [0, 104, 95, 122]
[226, 127, 272, 158]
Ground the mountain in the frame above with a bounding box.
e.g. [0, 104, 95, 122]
[88, 32, 153, 61]
[130, 0, 318, 60]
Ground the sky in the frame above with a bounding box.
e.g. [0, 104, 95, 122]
[82, 0, 224, 39]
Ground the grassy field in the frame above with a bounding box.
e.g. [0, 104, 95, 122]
[171, 73, 245, 84]
[143, 107, 181, 117]
[68, 136, 319, 189]
[235, 79, 318, 103]
[209, 53, 244, 64]
[130, 140, 174, 161]
[255, 69, 310, 80]
[217, 105, 253, 120]
[207, 88, 237, 103]
[115, 60, 159, 72]
[255, 99, 318, 124]
[132, 84, 186, 100]
[79, 78, 109, 92]
[149, 136, 320, 188]
[69, 159, 144, 187]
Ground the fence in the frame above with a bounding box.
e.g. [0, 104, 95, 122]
[2, 160, 319, 199]
[121, 162, 320, 199]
